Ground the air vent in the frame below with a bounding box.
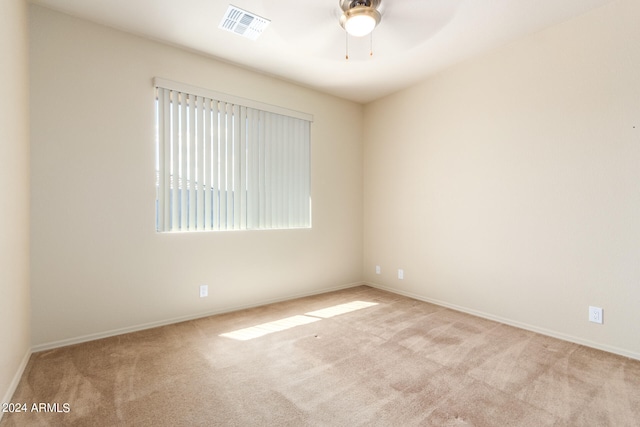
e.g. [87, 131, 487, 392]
[219, 5, 270, 40]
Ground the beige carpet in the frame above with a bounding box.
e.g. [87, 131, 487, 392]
[2, 285, 639, 426]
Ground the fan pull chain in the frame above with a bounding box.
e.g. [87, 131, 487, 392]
[344, 31, 375, 59]
[345, 32, 349, 60]
[370, 32, 373, 57]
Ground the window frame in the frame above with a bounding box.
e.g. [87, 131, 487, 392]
[154, 78, 313, 232]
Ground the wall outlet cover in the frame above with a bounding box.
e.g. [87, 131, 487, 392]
[589, 306, 603, 324]
[199, 285, 209, 298]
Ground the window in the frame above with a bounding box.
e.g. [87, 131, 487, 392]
[154, 78, 312, 232]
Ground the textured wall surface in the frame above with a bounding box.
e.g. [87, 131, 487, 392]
[363, 0, 640, 358]
[29, 6, 363, 347]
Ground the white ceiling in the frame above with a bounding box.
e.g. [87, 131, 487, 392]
[31, 0, 615, 103]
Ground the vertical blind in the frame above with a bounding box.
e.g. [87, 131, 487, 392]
[154, 78, 312, 232]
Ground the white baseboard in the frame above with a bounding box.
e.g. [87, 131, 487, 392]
[0, 348, 32, 422]
[32, 281, 365, 353]
[366, 281, 640, 362]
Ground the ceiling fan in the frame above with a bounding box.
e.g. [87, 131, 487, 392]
[339, 0, 381, 59]
[263, 0, 461, 61]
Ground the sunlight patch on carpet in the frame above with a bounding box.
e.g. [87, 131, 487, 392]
[220, 301, 379, 341]
[220, 315, 321, 340]
[305, 301, 379, 318]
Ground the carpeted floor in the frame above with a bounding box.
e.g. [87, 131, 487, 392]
[2, 285, 639, 426]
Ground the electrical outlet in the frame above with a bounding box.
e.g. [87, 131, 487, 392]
[589, 306, 603, 324]
[199, 285, 208, 298]
[398, 269, 404, 280]
[375, 265, 381, 274]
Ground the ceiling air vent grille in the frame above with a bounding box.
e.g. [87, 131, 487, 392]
[219, 5, 270, 41]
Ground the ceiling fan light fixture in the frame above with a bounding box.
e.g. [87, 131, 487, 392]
[340, 5, 381, 37]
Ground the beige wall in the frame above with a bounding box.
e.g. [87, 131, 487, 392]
[363, 0, 640, 358]
[29, 6, 363, 347]
[0, 0, 31, 407]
